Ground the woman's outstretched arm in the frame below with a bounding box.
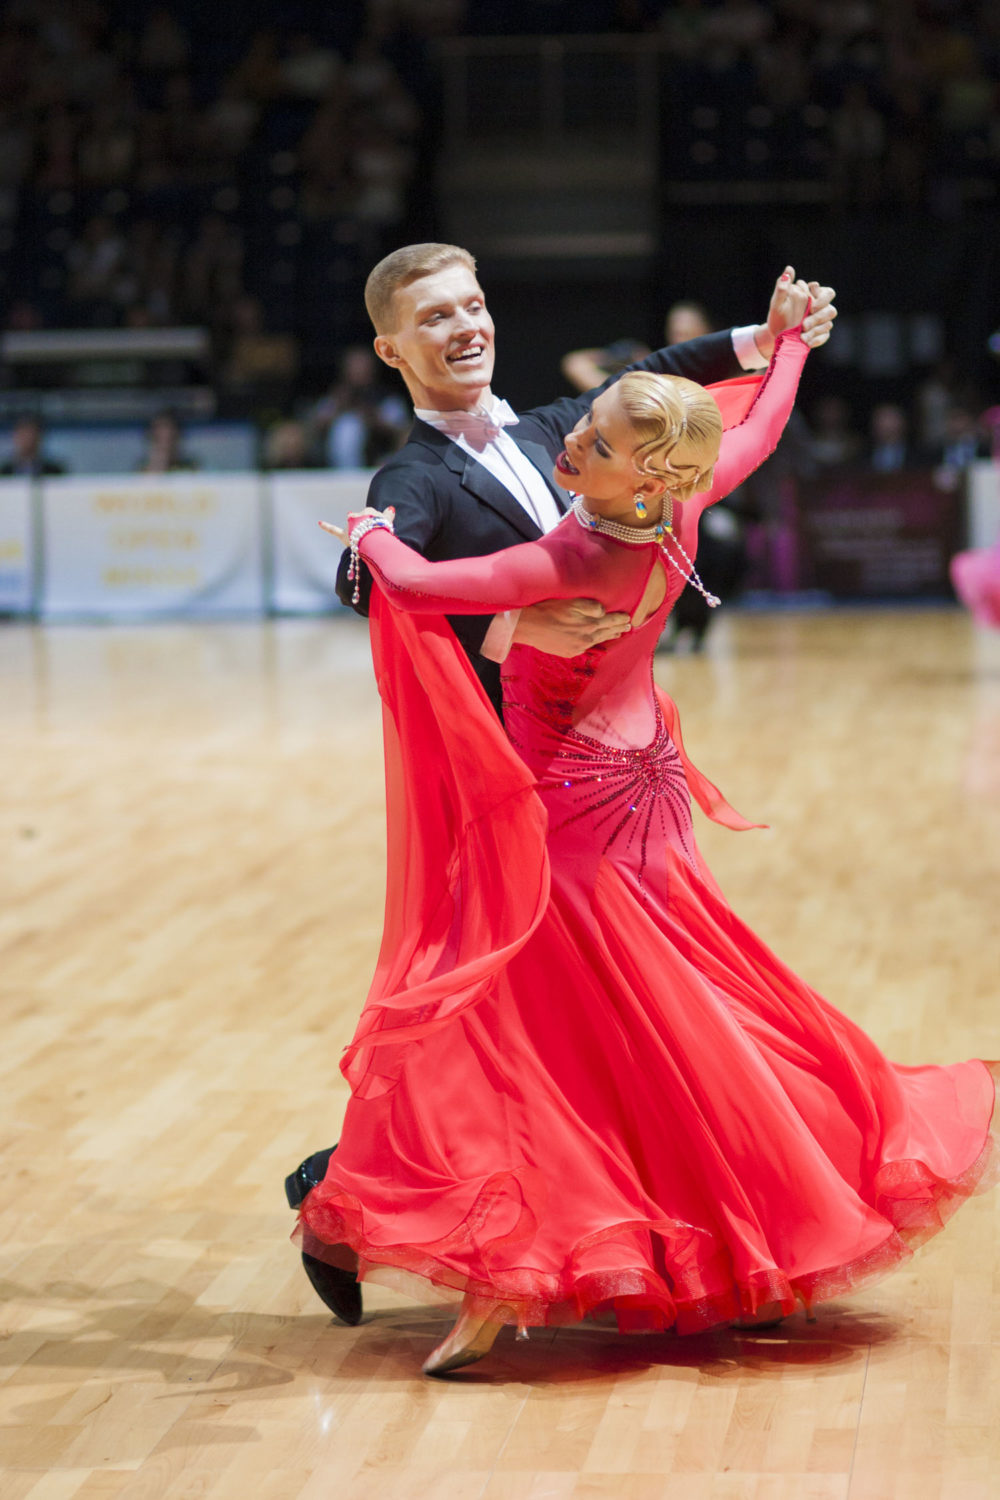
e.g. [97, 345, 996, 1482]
[347, 524, 592, 617]
[695, 323, 810, 514]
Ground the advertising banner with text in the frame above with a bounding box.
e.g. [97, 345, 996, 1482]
[0, 478, 33, 614]
[966, 459, 999, 549]
[41, 475, 264, 617]
[798, 470, 964, 598]
[269, 470, 371, 613]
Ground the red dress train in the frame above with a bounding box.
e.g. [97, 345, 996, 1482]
[297, 332, 998, 1332]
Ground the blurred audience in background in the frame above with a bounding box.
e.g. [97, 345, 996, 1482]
[137, 408, 197, 473]
[808, 396, 863, 471]
[306, 345, 408, 468]
[0, 0, 997, 490]
[867, 402, 917, 473]
[664, 299, 712, 346]
[930, 404, 992, 491]
[221, 293, 299, 394]
[561, 301, 714, 396]
[0, 414, 65, 475]
[262, 417, 315, 470]
[0, 0, 431, 397]
[932, 406, 991, 471]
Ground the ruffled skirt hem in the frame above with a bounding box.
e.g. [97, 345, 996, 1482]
[295, 1067, 999, 1335]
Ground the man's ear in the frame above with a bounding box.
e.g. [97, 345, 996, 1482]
[374, 334, 402, 369]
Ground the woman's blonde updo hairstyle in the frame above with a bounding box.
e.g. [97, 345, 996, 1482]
[617, 371, 723, 502]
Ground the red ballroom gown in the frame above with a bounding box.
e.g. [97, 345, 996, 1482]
[298, 331, 998, 1332]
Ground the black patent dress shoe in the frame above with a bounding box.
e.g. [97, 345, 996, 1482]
[284, 1145, 337, 1209]
[300, 1251, 363, 1326]
[286, 1144, 363, 1326]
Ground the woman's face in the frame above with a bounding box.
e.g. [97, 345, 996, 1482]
[553, 384, 718, 517]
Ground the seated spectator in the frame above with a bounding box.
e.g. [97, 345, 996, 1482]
[809, 395, 863, 469]
[561, 300, 713, 395]
[664, 298, 712, 345]
[829, 82, 886, 205]
[561, 336, 650, 395]
[263, 419, 315, 470]
[229, 29, 282, 105]
[309, 346, 408, 468]
[222, 295, 299, 391]
[65, 214, 128, 313]
[932, 406, 991, 471]
[4, 298, 43, 332]
[203, 77, 260, 167]
[77, 97, 137, 187]
[867, 403, 916, 473]
[915, 360, 959, 451]
[137, 410, 198, 474]
[138, 7, 191, 76]
[180, 214, 245, 325]
[279, 33, 343, 99]
[0, 415, 66, 477]
[0, 106, 35, 187]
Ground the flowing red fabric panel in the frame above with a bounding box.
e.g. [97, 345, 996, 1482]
[706, 373, 764, 430]
[340, 589, 550, 1098]
[654, 687, 764, 833]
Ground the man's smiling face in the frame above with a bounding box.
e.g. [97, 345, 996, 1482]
[374, 262, 496, 411]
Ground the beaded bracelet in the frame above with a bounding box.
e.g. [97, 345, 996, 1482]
[346, 512, 395, 604]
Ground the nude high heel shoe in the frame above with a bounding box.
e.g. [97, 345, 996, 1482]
[421, 1306, 508, 1377]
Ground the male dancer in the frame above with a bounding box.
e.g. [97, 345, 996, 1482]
[288, 243, 837, 1321]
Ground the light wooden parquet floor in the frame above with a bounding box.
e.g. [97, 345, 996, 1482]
[1, 609, 998, 1500]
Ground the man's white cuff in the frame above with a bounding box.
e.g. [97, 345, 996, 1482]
[481, 609, 521, 663]
[732, 324, 768, 371]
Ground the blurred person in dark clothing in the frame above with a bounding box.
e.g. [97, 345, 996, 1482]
[664, 299, 712, 346]
[809, 395, 863, 470]
[868, 403, 916, 473]
[561, 301, 713, 396]
[932, 406, 991, 470]
[0, 415, 66, 477]
[137, 410, 198, 474]
[930, 405, 991, 492]
[309, 345, 408, 468]
[222, 294, 299, 393]
[263, 419, 317, 471]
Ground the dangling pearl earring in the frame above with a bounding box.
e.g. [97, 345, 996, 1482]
[633, 493, 648, 519]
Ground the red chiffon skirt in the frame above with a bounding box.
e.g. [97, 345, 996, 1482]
[297, 597, 998, 1333]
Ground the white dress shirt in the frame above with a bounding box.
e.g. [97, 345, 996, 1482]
[414, 393, 564, 535]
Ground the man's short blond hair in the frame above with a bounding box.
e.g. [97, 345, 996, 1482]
[365, 243, 477, 334]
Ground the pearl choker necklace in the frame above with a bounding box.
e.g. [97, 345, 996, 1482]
[571, 497, 720, 608]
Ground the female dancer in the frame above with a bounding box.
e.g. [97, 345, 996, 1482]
[951, 539, 1000, 628]
[302, 306, 997, 1377]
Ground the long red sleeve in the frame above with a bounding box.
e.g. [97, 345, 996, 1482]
[694, 328, 809, 517]
[357, 527, 595, 616]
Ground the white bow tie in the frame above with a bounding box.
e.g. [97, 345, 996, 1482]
[418, 397, 519, 450]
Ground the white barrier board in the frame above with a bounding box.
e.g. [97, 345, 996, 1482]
[270, 470, 372, 613]
[0, 478, 33, 613]
[41, 474, 264, 617]
[967, 459, 1000, 549]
